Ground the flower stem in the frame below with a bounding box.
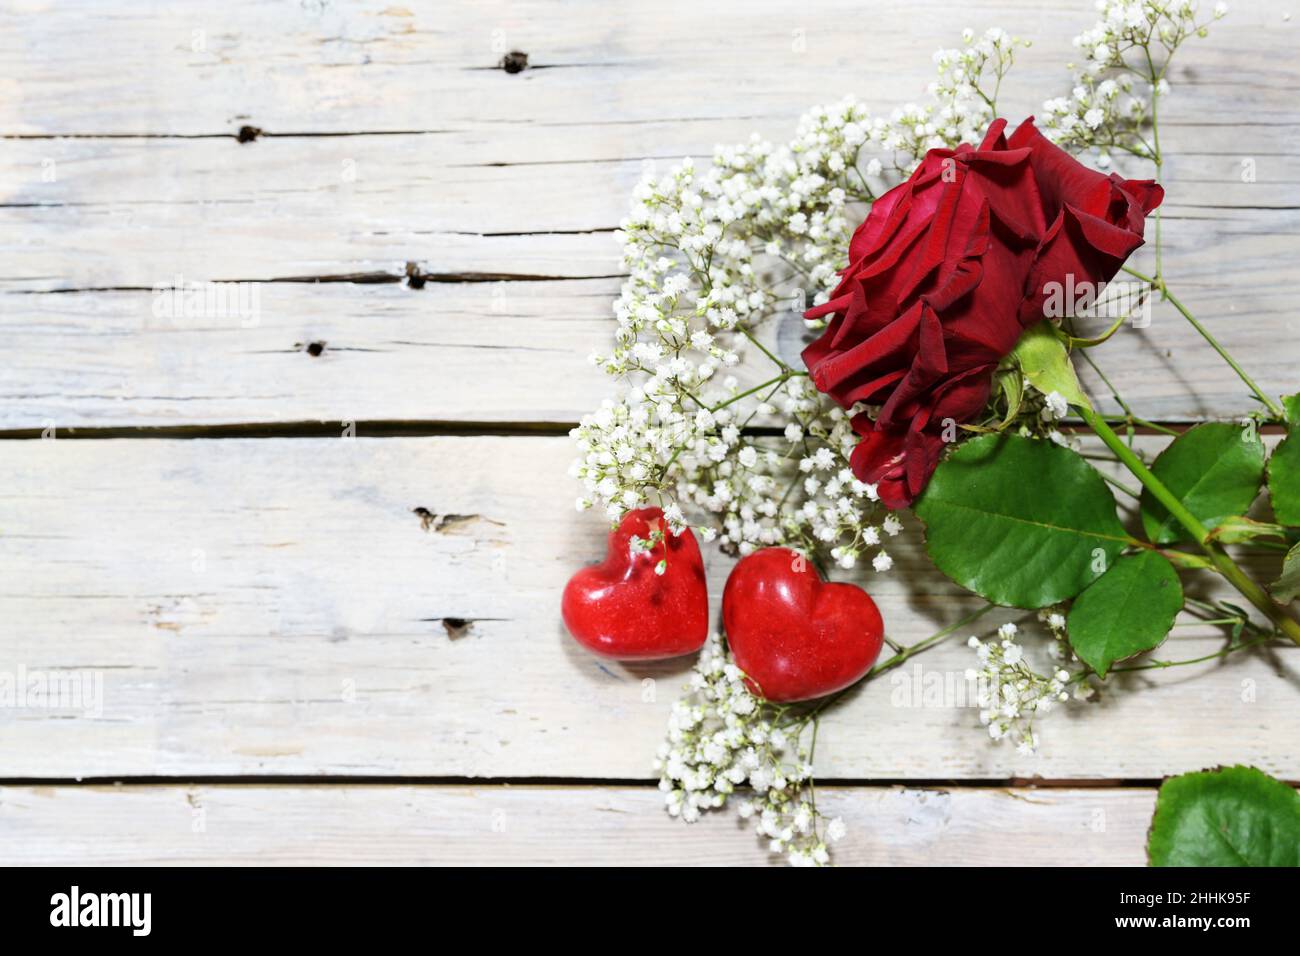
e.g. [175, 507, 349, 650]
[1123, 267, 1283, 420]
[1106, 634, 1279, 674]
[797, 604, 998, 722]
[710, 371, 802, 412]
[1160, 285, 1284, 420]
[739, 326, 790, 373]
[867, 603, 999, 679]
[1077, 403, 1300, 645]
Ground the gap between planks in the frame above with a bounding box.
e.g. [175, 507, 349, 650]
[0, 421, 1265, 441]
[0, 775, 1196, 788]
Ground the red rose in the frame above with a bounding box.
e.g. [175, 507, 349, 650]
[802, 117, 1163, 509]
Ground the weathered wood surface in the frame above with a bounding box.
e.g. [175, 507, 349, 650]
[1, 435, 1295, 780]
[2, 0, 1298, 864]
[0, 785, 1154, 866]
[0, 0, 1297, 426]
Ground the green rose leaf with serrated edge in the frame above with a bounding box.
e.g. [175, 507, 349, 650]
[1268, 394, 1300, 527]
[1148, 765, 1300, 867]
[1140, 423, 1266, 545]
[1271, 541, 1300, 604]
[1066, 551, 1182, 677]
[914, 433, 1127, 608]
[1010, 321, 1092, 410]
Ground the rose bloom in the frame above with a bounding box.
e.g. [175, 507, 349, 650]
[803, 117, 1163, 509]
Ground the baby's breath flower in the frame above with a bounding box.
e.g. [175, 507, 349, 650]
[968, 617, 1089, 752]
[657, 634, 839, 866]
[1041, 390, 1070, 421]
[1041, 1, 1222, 159]
[573, 94, 919, 565]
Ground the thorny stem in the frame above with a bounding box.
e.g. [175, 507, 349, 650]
[1078, 404, 1300, 646]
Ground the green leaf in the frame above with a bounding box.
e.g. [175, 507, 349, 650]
[1267, 393, 1300, 527]
[1205, 515, 1288, 545]
[1066, 551, 1182, 677]
[914, 433, 1127, 608]
[1148, 766, 1300, 867]
[1282, 395, 1300, 424]
[1270, 542, 1300, 603]
[1010, 321, 1092, 411]
[1140, 423, 1266, 545]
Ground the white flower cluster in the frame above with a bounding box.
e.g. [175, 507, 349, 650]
[1041, 0, 1226, 163]
[965, 619, 1087, 754]
[572, 33, 1025, 569]
[570, 98, 904, 568]
[1020, 384, 1075, 449]
[1042, 609, 1102, 703]
[655, 634, 847, 866]
[925, 28, 1031, 155]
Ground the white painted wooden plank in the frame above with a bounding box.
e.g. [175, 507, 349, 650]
[0, 784, 1158, 865]
[0, 124, 1293, 426]
[1, 125, 1291, 263]
[1, 0, 1294, 134]
[0, 0, 1295, 425]
[3, 241, 1296, 426]
[0, 435, 1295, 779]
[0, 279, 622, 428]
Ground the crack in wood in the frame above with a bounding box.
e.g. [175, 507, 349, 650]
[0, 775, 1228, 788]
[9, 269, 629, 295]
[0, 421, 580, 440]
[0, 420, 1231, 442]
[0, 129, 466, 140]
[3, 119, 1293, 143]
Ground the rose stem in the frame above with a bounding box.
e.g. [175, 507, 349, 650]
[1077, 403, 1300, 645]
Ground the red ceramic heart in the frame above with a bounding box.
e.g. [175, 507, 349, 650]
[562, 507, 708, 660]
[723, 547, 884, 702]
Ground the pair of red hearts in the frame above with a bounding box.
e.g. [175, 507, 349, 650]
[562, 507, 884, 702]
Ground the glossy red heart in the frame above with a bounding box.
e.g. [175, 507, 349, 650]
[562, 507, 708, 660]
[723, 547, 884, 702]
